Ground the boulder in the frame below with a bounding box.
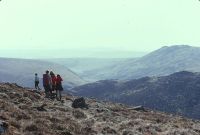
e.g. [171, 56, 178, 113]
[72, 97, 88, 109]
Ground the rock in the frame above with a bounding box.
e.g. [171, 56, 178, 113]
[24, 124, 38, 132]
[0, 93, 9, 100]
[128, 106, 147, 112]
[60, 130, 72, 135]
[35, 104, 47, 111]
[65, 96, 73, 102]
[102, 126, 117, 134]
[72, 97, 88, 109]
[122, 130, 134, 135]
[96, 109, 105, 113]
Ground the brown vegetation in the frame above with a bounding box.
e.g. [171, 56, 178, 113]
[0, 83, 200, 135]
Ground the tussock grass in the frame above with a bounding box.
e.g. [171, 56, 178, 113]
[0, 83, 200, 135]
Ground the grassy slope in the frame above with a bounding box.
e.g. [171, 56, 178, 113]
[0, 83, 200, 135]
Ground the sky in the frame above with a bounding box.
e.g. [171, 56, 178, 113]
[0, 0, 200, 58]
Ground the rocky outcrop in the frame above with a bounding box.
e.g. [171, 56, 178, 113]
[0, 83, 200, 135]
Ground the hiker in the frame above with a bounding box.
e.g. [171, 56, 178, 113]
[50, 71, 57, 92]
[43, 70, 52, 98]
[34, 73, 40, 90]
[56, 74, 63, 101]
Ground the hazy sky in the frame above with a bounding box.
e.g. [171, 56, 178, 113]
[0, 0, 200, 58]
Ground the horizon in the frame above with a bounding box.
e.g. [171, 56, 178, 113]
[0, 48, 147, 59]
[1, 1, 200, 58]
[0, 45, 197, 59]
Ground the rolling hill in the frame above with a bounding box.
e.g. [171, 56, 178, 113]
[72, 71, 200, 119]
[84, 45, 200, 80]
[0, 58, 86, 88]
[45, 58, 126, 81]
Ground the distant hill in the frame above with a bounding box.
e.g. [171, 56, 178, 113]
[45, 58, 127, 81]
[1, 83, 200, 134]
[72, 71, 200, 119]
[59, 45, 200, 80]
[0, 58, 86, 88]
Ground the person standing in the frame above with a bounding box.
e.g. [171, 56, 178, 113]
[35, 73, 40, 90]
[43, 70, 52, 98]
[56, 74, 63, 101]
[50, 71, 57, 92]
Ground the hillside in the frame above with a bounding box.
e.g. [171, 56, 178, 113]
[72, 71, 200, 119]
[0, 58, 86, 88]
[68, 45, 200, 80]
[45, 58, 127, 81]
[0, 83, 200, 135]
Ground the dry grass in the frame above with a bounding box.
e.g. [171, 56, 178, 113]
[0, 83, 200, 135]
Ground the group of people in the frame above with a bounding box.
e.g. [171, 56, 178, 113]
[34, 70, 63, 100]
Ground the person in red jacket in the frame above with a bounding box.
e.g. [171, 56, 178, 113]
[56, 74, 63, 101]
[50, 71, 57, 92]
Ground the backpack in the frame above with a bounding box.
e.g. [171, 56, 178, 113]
[43, 74, 49, 85]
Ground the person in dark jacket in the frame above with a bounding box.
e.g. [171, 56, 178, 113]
[35, 73, 40, 90]
[56, 74, 63, 101]
[43, 70, 52, 98]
